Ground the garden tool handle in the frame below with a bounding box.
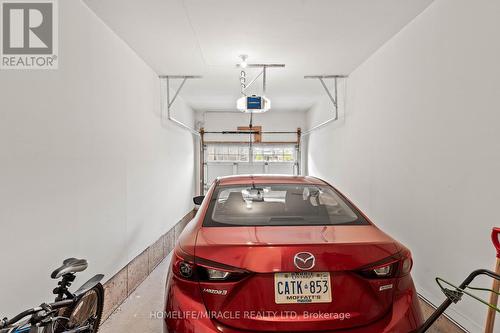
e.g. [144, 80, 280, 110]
[492, 228, 500, 258]
[485, 228, 500, 333]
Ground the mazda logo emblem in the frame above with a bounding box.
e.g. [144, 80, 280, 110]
[294, 252, 315, 270]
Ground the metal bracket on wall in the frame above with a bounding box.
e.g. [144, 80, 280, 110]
[159, 75, 202, 136]
[302, 75, 348, 136]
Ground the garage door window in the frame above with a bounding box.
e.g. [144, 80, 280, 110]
[207, 144, 295, 163]
[253, 146, 294, 162]
[207, 145, 249, 162]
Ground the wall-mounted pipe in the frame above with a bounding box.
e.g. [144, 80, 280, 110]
[301, 114, 336, 136]
[159, 75, 201, 136]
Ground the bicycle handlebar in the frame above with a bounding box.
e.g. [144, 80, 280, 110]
[1, 308, 37, 328]
[0, 299, 74, 329]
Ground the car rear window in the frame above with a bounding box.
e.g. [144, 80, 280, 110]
[203, 184, 369, 227]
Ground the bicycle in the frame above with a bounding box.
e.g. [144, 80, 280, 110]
[0, 258, 104, 333]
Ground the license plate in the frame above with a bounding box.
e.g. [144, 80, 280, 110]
[274, 272, 332, 304]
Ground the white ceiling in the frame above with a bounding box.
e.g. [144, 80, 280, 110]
[84, 0, 433, 112]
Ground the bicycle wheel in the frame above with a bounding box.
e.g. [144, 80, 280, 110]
[57, 283, 104, 333]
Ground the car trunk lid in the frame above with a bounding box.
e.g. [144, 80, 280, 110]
[195, 225, 400, 331]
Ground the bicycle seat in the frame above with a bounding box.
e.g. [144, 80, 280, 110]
[51, 258, 88, 279]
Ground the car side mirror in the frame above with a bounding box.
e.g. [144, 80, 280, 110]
[193, 195, 205, 205]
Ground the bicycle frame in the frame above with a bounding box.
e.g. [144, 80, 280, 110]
[1, 274, 103, 333]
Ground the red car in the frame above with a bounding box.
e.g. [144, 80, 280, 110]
[164, 175, 423, 332]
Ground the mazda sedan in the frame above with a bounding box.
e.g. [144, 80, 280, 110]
[164, 175, 423, 332]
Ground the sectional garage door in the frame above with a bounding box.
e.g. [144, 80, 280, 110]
[202, 142, 299, 193]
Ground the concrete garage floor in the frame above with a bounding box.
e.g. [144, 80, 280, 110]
[100, 254, 171, 333]
[100, 253, 452, 333]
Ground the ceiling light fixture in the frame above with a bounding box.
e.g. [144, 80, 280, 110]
[239, 54, 248, 68]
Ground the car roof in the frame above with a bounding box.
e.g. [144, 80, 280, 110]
[216, 174, 327, 186]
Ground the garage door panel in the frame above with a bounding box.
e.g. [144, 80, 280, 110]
[268, 162, 295, 175]
[206, 163, 234, 189]
[237, 162, 265, 175]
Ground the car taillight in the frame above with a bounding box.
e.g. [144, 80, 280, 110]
[178, 261, 194, 279]
[173, 250, 196, 279]
[401, 254, 413, 275]
[373, 264, 394, 277]
[358, 251, 413, 279]
[206, 268, 230, 280]
[173, 249, 249, 282]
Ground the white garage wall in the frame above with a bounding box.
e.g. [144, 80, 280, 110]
[305, 0, 500, 330]
[0, 0, 196, 317]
